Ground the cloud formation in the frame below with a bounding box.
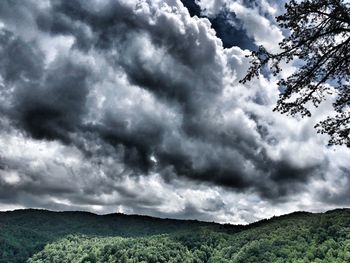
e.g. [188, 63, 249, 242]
[0, 0, 349, 223]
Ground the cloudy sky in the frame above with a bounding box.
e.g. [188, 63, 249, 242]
[0, 0, 349, 224]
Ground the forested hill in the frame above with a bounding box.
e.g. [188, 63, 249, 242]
[0, 208, 220, 237]
[0, 209, 224, 262]
[1, 209, 350, 263]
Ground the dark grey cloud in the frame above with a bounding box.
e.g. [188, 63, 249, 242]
[16, 59, 89, 142]
[0, 30, 43, 84]
[0, 27, 90, 143]
[0, 0, 348, 223]
[0, 0, 321, 191]
[317, 166, 350, 206]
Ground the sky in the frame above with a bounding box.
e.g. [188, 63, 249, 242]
[0, 0, 349, 224]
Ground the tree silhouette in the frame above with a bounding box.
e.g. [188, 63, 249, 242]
[241, 0, 350, 147]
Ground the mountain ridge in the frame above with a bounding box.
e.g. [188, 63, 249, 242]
[2, 207, 349, 226]
[1, 208, 350, 262]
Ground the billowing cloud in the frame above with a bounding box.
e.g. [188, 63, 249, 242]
[0, 0, 349, 224]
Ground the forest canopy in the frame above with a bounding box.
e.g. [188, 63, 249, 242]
[1, 209, 350, 263]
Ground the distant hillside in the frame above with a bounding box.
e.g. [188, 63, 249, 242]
[0, 209, 223, 263]
[1, 209, 350, 262]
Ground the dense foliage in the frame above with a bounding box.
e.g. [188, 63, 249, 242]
[1, 209, 350, 262]
[241, 0, 350, 147]
[0, 209, 216, 263]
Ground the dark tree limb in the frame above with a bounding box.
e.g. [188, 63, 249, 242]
[241, 0, 350, 147]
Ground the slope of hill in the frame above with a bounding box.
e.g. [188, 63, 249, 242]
[1, 209, 350, 262]
[0, 209, 221, 263]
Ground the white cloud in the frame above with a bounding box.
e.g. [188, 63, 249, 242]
[0, 0, 349, 224]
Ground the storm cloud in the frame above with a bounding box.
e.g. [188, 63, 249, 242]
[0, 0, 349, 223]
